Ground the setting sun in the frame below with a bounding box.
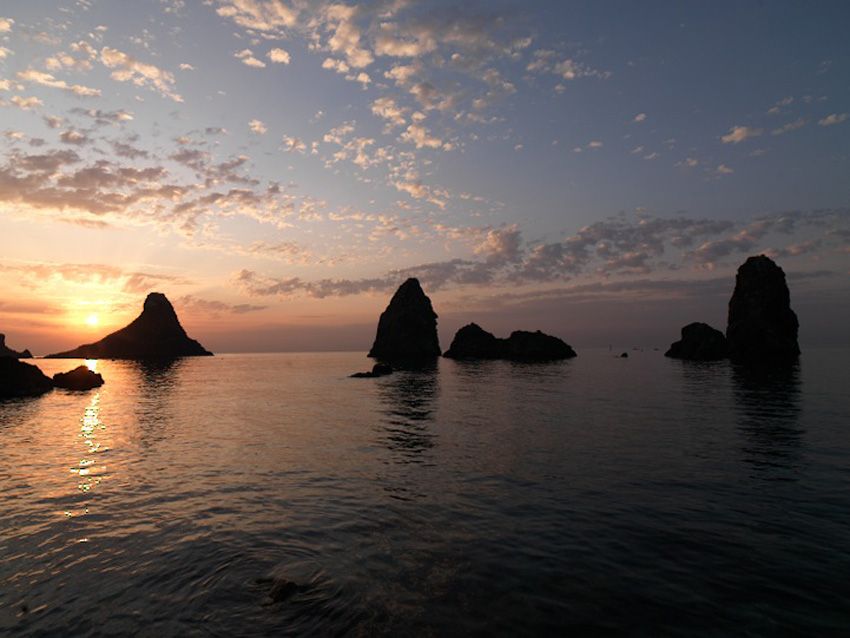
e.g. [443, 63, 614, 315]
[85, 314, 100, 327]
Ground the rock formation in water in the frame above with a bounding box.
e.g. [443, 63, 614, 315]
[665, 322, 728, 361]
[443, 323, 577, 361]
[53, 365, 105, 391]
[367, 278, 440, 361]
[726, 255, 800, 361]
[46, 292, 212, 359]
[350, 363, 394, 378]
[0, 334, 32, 358]
[0, 358, 54, 398]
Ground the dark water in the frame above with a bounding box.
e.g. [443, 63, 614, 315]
[2, 349, 849, 636]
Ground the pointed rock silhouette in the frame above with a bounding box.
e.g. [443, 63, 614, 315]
[46, 292, 212, 359]
[368, 278, 440, 361]
[0, 334, 32, 359]
[726, 255, 800, 361]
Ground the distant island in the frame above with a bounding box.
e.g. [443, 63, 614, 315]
[45, 292, 212, 359]
[0, 334, 32, 359]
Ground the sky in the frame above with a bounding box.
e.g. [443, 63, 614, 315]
[0, 0, 848, 354]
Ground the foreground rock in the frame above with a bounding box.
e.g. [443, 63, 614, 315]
[665, 322, 728, 361]
[443, 323, 576, 361]
[350, 363, 393, 378]
[46, 292, 212, 359]
[0, 334, 32, 358]
[726, 255, 800, 361]
[367, 278, 440, 361]
[0, 358, 53, 398]
[53, 366, 105, 391]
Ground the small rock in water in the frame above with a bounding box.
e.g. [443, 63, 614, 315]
[350, 363, 394, 378]
[53, 366, 104, 391]
[619, 352, 629, 358]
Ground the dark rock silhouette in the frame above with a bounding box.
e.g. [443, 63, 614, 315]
[443, 323, 576, 361]
[619, 352, 629, 358]
[726, 255, 800, 361]
[46, 292, 212, 359]
[53, 365, 105, 391]
[0, 334, 32, 358]
[367, 278, 440, 361]
[665, 322, 728, 361]
[351, 363, 394, 378]
[0, 358, 53, 398]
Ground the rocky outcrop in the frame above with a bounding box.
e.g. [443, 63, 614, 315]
[46, 292, 212, 359]
[53, 366, 105, 391]
[726, 255, 800, 361]
[367, 278, 440, 361]
[0, 358, 53, 398]
[665, 322, 728, 361]
[443, 323, 577, 361]
[350, 363, 393, 378]
[0, 334, 32, 358]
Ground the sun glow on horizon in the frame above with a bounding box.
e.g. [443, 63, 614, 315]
[85, 314, 100, 327]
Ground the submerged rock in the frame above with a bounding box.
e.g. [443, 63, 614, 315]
[0, 358, 53, 398]
[726, 255, 800, 361]
[46, 292, 212, 359]
[367, 278, 440, 362]
[53, 365, 104, 391]
[0, 334, 32, 359]
[443, 323, 576, 361]
[665, 322, 728, 361]
[350, 363, 394, 378]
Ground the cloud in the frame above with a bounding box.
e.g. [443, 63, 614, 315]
[819, 113, 848, 126]
[179, 63, 195, 71]
[715, 163, 734, 175]
[0, 17, 13, 32]
[100, 47, 182, 101]
[371, 96, 407, 128]
[633, 113, 647, 123]
[9, 96, 43, 110]
[59, 130, 90, 145]
[771, 118, 806, 135]
[268, 47, 290, 64]
[249, 119, 267, 134]
[400, 122, 443, 149]
[215, 0, 297, 34]
[235, 48, 266, 68]
[721, 125, 762, 144]
[175, 295, 266, 317]
[16, 69, 101, 97]
[281, 134, 306, 153]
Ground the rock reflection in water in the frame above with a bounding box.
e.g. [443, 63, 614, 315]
[376, 364, 439, 465]
[733, 361, 803, 479]
[128, 359, 184, 448]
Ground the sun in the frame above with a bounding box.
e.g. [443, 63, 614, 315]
[85, 313, 100, 327]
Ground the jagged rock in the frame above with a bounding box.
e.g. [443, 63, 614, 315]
[0, 334, 32, 358]
[727, 255, 800, 361]
[53, 366, 105, 391]
[0, 358, 53, 398]
[443, 323, 576, 361]
[367, 278, 440, 361]
[665, 322, 728, 361]
[46, 292, 212, 359]
[350, 363, 394, 378]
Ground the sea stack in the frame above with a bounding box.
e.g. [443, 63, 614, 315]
[0, 334, 32, 359]
[443, 323, 576, 361]
[726, 255, 800, 361]
[0, 358, 53, 398]
[665, 322, 728, 361]
[46, 292, 212, 359]
[367, 278, 440, 361]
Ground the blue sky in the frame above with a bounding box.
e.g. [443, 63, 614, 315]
[0, 1, 848, 352]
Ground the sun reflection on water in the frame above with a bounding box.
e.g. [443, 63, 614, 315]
[84, 359, 98, 372]
[66, 391, 109, 515]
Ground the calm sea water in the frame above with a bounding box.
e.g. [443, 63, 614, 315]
[2, 349, 849, 636]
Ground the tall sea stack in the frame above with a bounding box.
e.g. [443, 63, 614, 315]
[46, 292, 212, 359]
[726, 255, 800, 361]
[368, 278, 440, 361]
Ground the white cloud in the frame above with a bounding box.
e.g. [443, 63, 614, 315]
[819, 113, 848, 126]
[720, 125, 762, 144]
[633, 112, 647, 123]
[268, 48, 290, 64]
[371, 96, 407, 128]
[0, 17, 13, 32]
[400, 123, 443, 149]
[179, 63, 195, 71]
[281, 135, 306, 153]
[249, 119, 267, 135]
[100, 47, 182, 101]
[235, 49, 266, 68]
[16, 69, 101, 97]
[716, 163, 734, 175]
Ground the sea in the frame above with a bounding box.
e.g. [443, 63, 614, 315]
[1, 348, 849, 636]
